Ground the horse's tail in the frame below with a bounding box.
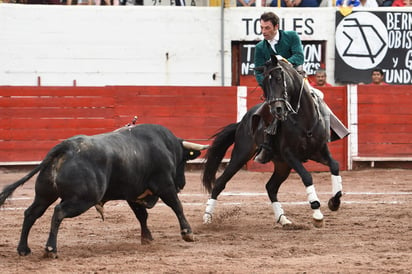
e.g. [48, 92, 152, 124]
[202, 122, 239, 193]
[0, 142, 68, 207]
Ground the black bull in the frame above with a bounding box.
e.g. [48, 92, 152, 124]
[0, 124, 207, 258]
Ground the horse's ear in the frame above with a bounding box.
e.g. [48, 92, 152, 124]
[254, 66, 264, 73]
[270, 55, 278, 66]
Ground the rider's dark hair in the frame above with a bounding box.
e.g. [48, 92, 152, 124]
[260, 12, 280, 27]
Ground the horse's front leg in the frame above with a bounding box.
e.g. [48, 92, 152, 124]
[203, 171, 236, 224]
[203, 145, 254, 224]
[287, 156, 324, 227]
[266, 162, 293, 226]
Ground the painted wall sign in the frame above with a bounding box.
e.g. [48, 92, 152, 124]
[240, 41, 325, 76]
[241, 17, 316, 36]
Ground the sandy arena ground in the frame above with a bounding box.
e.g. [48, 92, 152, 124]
[0, 167, 411, 273]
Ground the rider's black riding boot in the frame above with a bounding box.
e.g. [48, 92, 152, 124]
[254, 133, 274, 164]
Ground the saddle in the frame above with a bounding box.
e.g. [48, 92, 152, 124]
[251, 103, 276, 135]
[252, 87, 349, 142]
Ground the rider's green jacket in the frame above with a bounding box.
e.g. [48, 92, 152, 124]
[254, 30, 304, 87]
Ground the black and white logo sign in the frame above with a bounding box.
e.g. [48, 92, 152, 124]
[336, 12, 388, 70]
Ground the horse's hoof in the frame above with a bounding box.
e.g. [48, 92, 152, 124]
[328, 191, 342, 211]
[203, 212, 212, 224]
[282, 223, 310, 230]
[278, 215, 292, 226]
[313, 218, 324, 228]
[312, 209, 324, 221]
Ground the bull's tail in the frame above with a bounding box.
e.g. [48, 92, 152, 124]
[202, 122, 239, 193]
[0, 142, 68, 207]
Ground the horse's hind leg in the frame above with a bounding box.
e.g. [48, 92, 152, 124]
[203, 141, 256, 224]
[320, 146, 343, 211]
[329, 173, 343, 211]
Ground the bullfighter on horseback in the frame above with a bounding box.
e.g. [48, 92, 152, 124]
[254, 11, 349, 164]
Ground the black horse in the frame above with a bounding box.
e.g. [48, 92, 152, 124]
[202, 56, 343, 227]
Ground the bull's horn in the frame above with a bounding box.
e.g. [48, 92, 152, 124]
[182, 141, 209, 151]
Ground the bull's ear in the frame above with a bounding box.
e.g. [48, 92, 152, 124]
[185, 149, 201, 160]
[255, 66, 264, 73]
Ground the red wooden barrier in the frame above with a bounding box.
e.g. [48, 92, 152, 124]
[0, 86, 238, 162]
[357, 85, 412, 157]
[0, 85, 351, 171]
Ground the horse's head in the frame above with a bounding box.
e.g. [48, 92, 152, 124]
[255, 55, 303, 121]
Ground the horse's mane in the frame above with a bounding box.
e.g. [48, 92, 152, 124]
[277, 58, 304, 90]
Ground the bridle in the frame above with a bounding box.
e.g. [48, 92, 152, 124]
[263, 64, 305, 120]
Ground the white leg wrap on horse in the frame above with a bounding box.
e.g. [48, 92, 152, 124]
[272, 202, 292, 225]
[312, 209, 324, 220]
[272, 202, 284, 222]
[331, 175, 343, 196]
[306, 185, 320, 204]
[205, 198, 217, 214]
[203, 198, 217, 224]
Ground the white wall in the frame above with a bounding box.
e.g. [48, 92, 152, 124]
[3, 5, 402, 87]
[1, 5, 224, 86]
[0, 4, 339, 86]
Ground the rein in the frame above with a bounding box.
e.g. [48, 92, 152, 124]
[263, 63, 322, 139]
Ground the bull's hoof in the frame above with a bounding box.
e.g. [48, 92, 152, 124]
[328, 191, 342, 211]
[43, 246, 58, 259]
[313, 218, 324, 228]
[43, 251, 58, 259]
[17, 247, 31, 256]
[182, 233, 195, 242]
[181, 229, 194, 242]
[141, 239, 152, 245]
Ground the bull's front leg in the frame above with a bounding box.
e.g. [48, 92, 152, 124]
[160, 192, 194, 242]
[127, 201, 154, 245]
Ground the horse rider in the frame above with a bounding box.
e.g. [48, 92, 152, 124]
[254, 11, 350, 164]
